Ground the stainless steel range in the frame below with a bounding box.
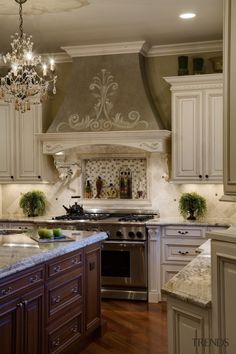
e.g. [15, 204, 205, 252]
[53, 199, 158, 301]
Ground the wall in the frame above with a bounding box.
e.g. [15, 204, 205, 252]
[2, 151, 236, 220]
[1, 50, 231, 220]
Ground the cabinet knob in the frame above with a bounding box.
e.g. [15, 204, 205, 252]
[17, 302, 23, 309]
[198, 175, 202, 179]
[38, 176, 41, 179]
[205, 174, 209, 178]
[10, 176, 14, 179]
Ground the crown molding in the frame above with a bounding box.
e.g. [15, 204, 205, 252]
[61, 41, 147, 57]
[147, 40, 223, 57]
[41, 52, 72, 63]
[163, 73, 223, 91]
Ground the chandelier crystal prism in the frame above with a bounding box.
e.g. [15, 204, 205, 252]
[0, 0, 57, 112]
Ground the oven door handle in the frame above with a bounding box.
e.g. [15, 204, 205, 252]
[102, 241, 145, 246]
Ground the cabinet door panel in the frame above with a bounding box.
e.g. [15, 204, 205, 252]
[0, 102, 14, 180]
[15, 104, 42, 180]
[85, 243, 101, 333]
[22, 286, 44, 354]
[172, 92, 202, 180]
[205, 90, 223, 180]
[0, 298, 21, 354]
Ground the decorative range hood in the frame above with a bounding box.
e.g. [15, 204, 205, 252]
[38, 42, 171, 155]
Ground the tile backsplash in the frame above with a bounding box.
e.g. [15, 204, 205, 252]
[83, 158, 147, 199]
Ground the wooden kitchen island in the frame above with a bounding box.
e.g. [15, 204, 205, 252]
[0, 229, 107, 354]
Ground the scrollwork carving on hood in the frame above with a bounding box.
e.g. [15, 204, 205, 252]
[56, 69, 149, 132]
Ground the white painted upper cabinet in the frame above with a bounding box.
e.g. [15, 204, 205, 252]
[0, 102, 14, 181]
[164, 74, 223, 183]
[15, 104, 42, 181]
[0, 100, 55, 183]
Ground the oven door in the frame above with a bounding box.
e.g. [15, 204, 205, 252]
[101, 240, 147, 288]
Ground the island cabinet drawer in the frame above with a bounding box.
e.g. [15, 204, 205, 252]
[46, 307, 83, 354]
[162, 226, 205, 238]
[162, 238, 204, 263]
[46, 269, 83, 323]
[46, 250, 83, 280]
[0, 266, 44, 300]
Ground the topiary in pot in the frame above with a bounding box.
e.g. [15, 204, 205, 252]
[178, 192, 207, 220]
[19, 190, 47, 217]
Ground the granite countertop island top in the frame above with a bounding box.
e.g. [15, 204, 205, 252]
[0, 229, 108, 280]
[161, 239, 211, 308]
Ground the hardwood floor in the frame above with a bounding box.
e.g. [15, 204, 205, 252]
[81, 300, 168, 354]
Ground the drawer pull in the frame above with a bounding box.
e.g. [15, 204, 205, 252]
[71, 325, 78, 333]
[178, 251, 189, 255]
[72, 258, 80, 265]
[195, 249, 201, 254]
[17, 302, 23, 309]
[51, 338, 60, 348]
[1, 287, 13, 296]
[71, 286, 78, 294]
[53, 265, 62, 273]
[178, 231, 189, 235]
[51, 295, 61, 304]
[29, 275, 40, 283]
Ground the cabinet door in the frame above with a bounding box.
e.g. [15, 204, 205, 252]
[85, 243, 101, 333]
[15, 104, 42, 181]
[222, 0, 236, 198]
[167, 297, 211, 354]
[0, 102, 14, 181]
[0, 297, 22, 354]
[22, 286, 44, 354]
[204, 89, 223, 181]
[172, 91, 202, 181]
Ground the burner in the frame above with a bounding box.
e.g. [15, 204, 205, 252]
[118, 214, 154, 222]
[52, 213, 111, 221]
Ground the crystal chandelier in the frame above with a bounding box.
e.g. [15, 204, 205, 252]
[0, 0, 57, 112]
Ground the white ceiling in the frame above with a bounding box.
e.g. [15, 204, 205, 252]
[0, 0, 223, 54]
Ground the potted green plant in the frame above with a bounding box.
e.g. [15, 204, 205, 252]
[19, 190, 47, 217]
[179, 192, 207, 220]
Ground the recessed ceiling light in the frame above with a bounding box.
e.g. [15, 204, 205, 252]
[179, 13, 196, 19]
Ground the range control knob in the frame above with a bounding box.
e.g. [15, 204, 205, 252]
[116, 230, 123, 238]
[136, 231, 143, 238]
[128, 231, 135, 238]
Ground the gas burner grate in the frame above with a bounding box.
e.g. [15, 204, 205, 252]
[118, 214, 154, 222]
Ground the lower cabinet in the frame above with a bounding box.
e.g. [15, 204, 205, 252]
[167, 296, 211, 354]
[0, 285, 44, 354]
[85, 243, 101, 333]
[0, 242, 102, 354]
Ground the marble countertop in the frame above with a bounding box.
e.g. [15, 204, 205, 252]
[146, 216, 231, 227]
[0, 215, 232, 228]
[161, 239, 211, 308]
[0, 229, 108, 280]
[208, 226, 236, 244]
